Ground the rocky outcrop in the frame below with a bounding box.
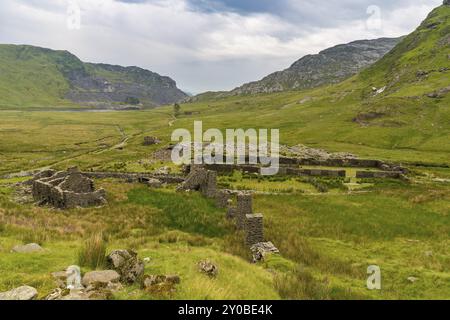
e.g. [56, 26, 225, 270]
[69, 63, 188, 107]
[81, 270, 121, 287]
[0, 286, 38, 300]
[250, 242, 280, 263]
[11, 243, 43, 253]
[106, 250, 145, 284]
[198, 260, 218, 278]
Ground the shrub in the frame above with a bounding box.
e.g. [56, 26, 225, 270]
[77, 232, 108, 270]
[22, 230, 48, 246]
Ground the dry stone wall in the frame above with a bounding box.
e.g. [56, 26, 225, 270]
[178, 167, 279, 261]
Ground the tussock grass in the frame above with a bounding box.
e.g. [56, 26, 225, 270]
[77, 232, 108, 270]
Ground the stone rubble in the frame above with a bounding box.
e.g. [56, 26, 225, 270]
[198, 260, 219, 278]
[81, 270, 121, 287]
[11, 243, 43, 253]
[0, 286, 38, 300]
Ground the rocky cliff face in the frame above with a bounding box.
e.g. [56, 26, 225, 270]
[229, 37, 402, 95]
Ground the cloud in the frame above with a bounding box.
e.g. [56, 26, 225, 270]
[0, 0, 443, 93]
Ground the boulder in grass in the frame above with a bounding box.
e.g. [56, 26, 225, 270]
[107, 249, 145, 284]
[0, 286, 38, 300]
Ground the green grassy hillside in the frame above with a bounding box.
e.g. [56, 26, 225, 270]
[0, 45, 74, 108]
[0, 4, 448, 302]
[177, 5, 450, 165]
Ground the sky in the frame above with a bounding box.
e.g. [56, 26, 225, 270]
[0, 0, 443, 94]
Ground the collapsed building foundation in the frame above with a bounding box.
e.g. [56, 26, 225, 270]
[31, 167, 107, 209]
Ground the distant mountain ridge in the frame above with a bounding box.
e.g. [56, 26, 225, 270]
[0, 44, 187, 108]
[230, 37, 402, 95]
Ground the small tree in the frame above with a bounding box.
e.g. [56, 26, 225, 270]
[173, 103, 181, 117]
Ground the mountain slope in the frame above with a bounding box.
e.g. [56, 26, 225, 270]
[230, 37, 401, 95]
[0, 44, 187, 108]
[357, 4, 450, 98]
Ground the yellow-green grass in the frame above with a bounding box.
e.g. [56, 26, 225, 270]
[0, 175, 448, 300]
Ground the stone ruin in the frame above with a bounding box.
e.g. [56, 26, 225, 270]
[31, 167, 107, 209]
[143, 136, 160, 146]
[235, 194, 253, 230]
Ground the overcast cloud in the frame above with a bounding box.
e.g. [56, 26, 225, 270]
[0, 0, 442, 93]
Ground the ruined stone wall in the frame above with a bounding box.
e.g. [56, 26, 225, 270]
[63, 189, 107, 209]
[356, 171, 403, 179]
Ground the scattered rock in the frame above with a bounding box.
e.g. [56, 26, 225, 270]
[281, 144, 357, 160]
[31, 167, 107, 209]
[81, 270, 120, 287]
[156, 166, 171, 175]
[424, 251, 433, 257]
[45, 282, 122, 301]
[106, 249, 145, 284]
[426, 86, 450, 99]
[250, 242, 280, 263]
[52, 265, 84, 289]
[0, 286, 38, 300]
[198, 260, 218, 278]
[67, 265, 84, 290]
[11, 243, 43, 253]
[146, 178, 162, 188]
